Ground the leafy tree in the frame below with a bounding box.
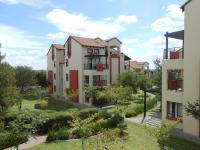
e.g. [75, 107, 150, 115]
[137, 74, 152, 91]
[152, 58, 162, 94]
[185, 100, 200, 119]
[0, 63, 16, 111]
[35, 70, 47, 88]
[84, 84, 98, 102]
[119, 70, 139, 93]
[15, 66, 36, 93]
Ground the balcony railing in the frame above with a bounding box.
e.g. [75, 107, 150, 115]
[93, 80, 107, 87]
[163, 47, 184, 60]
[84, 63, 108, 70]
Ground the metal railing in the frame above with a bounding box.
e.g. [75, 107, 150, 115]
[163, 47, 184, 59]
[84, 63, 108, 70]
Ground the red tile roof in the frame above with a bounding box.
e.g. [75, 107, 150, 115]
[71, 36, 105, 48]
[181, 0, 192, 11]
[130, 61, 149, 69]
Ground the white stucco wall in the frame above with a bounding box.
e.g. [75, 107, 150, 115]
[183, 0, 200, 136]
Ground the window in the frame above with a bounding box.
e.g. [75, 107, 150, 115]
[85, 95, 90, 103]
[54, 85, 56, 92]
[167, 101, 182, 119]
[66, 59, 68, 67]
[54, 62, 55, 67]
[54, 73, 56, 80]
[93, 49, 99, 54]
[84, 76, 89, 85]
[66, 74, 68, 81]
[87, 48, 93, 54]
[168, 70, 183, 91]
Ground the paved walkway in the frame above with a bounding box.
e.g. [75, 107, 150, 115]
[6, 135, 47, 150]
[125, 110, 162, 127]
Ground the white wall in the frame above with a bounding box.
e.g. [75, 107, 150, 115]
[183, 0, 200, 136]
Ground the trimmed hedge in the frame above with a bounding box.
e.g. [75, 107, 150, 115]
[78, 108, 98, 120]
[4, 110, 74, 135]
[125, 109, 137, 118]
[125, 96, 158, 117]
[0, 132, 28, 149]
[47, 129, 70, 142]
[103, 113, 124, 128]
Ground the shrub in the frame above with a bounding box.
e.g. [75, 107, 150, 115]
[98, 109, 112, 119]
[72, 128, 82, 139]
[78, 108, 98, 120]
[103, 113, 124, 128]
[125, 109, 137, 118]
[146, 97, 158, 110]
[34, 99, 48, 109]
[46, 129, 70, 142]
[57, 129, 70, 140]
[36, 113, 73, 135]
[46, 130, 57, 142]
[0, 132, 28, 149]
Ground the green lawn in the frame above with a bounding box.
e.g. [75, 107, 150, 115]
[7, 95, 78, 112]
[29, 121, 200, 150]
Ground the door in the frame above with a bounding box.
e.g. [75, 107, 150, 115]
[69, 70, 79, 103]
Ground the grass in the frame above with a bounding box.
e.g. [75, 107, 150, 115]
[29, 121, 200, 150]
[7, 94, 78, 113]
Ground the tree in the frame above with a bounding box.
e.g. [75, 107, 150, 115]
[35, 70, 47, 88]
[15, 66, 36, 93]
[137, 74, 152, 91]
[84, 85, 98, 103]
[0, 63, 16, 111]
[152, 58, 162, 94]
[185, 100, 200, 119]
[119, 70, 139, 93]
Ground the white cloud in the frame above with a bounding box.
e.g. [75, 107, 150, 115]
[166, 4, 184, 19]
[0, 24, 48, 69]
[47, 32, 68, 40]
[152, 4, 184, 32]
[115, 15, 138, 24]
[0, 0, 53, 8]
[45, 9, 138, 39]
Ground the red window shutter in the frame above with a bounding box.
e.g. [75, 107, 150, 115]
[67, 37, 71, 58]
[52, 48, 55, 60]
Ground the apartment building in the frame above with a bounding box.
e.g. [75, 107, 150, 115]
[47, 36, 130, 105]
[162, 0, 200, 138]
[125, 60, 150, 76]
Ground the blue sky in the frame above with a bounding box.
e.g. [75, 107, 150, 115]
[0, 0, 185, 69]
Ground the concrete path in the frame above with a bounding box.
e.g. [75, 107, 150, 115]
[6, 135, 47, 150]
[125, 105, 162, 127]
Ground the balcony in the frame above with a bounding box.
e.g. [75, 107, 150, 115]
[163, 30, 184, 60]
[84, 63, 108, 71]
[93, 80, 107, 87]
[163, 47, 183, 60]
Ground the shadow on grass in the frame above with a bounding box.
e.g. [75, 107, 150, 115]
[23, 94, 38, 101]
[44, 97, 78, 111]
[157, 136, 200, 150]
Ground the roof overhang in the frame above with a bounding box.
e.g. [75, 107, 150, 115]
[181, 0, 192, 11]
[124, 54, 131, 61]
[164, 30, 184, 40]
